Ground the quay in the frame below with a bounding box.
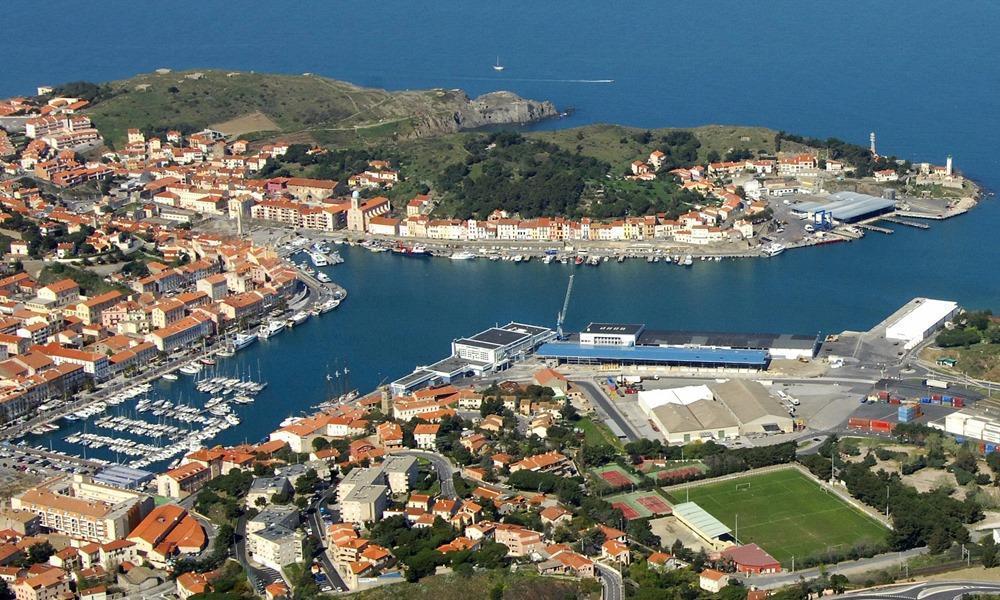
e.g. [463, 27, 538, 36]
[856, 223, 894, 235]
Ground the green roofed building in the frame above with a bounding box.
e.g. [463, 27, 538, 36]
[672, 501, 731, 550]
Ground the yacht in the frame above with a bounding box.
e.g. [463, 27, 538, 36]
[762, 243, 786, 257]
[259, 320, 286, 340]
[318, 298, 340, 313]
[179, 363, 202, 375]
[232, 331, 258, 350]
[310, 252, 329, 267]
[449, 251, 476, 260]
[161, 373, 179, 381]
[316, 272, 332, 283]
[288, 311, 309, 326]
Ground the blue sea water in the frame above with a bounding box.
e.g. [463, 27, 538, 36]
[3, 1, 998, 462]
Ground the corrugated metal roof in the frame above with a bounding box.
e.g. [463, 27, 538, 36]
[790, 192, 895, 221]
[673, 502, 731, 538]
[535, 342, 768, 366]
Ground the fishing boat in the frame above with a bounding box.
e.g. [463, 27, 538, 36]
[449, 251, 476, 260]
[493, 56, 505, 71]
[574, 256, 584, 266]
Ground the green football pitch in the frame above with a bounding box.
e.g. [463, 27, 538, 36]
[667, 468, 888, 564]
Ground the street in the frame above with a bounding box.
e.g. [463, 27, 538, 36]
[837, 581, 1000, 600]
[595, 562, 623, 600]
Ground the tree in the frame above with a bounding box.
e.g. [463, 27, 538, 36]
[27, 542, 55, 564]
[927, 526, 952, 554]
[982, 535, 999, 568]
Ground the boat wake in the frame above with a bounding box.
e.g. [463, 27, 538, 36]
[454, 76, 614, 84]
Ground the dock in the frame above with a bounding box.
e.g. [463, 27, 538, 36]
[856, 223, 894, 235]
[881, 216, 930, 230]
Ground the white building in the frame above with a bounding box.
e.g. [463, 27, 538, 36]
[884, 298, 959, 349]
[247, 523, 303, 572]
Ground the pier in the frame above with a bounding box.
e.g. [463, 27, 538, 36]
[856, 223, 894, 235]
[881, 216, 930, 230]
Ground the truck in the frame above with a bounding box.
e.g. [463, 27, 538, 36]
[925, 379, 949, 390]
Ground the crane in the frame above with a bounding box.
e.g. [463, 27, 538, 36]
[556, 274, 575, 340]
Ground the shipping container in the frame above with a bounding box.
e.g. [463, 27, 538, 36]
[898, 413, 913, 423]
[955, 436, 966, 443]
[941, 397, 953, 405]
[889, 397, 902, 405]
[871, 419, 893, 432]
[848, 418, 871, 429]
[877, 391, 890, 400]
[925, 379, 949, 389]
[932, 394, 942, 401]
[920, 397, 932, 404]
[953, 397, 965, 408]
[987, 444, 997, 454]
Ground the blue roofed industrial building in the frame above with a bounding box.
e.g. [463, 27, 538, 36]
[791, 191, 896, 224]
[536, 341, 769, 369]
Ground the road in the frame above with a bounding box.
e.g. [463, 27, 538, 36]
[571, 379, 641, 442]
[234, 514, 282, 595]
[746, 547, 928, 589]
[837, 581, 1000, 600]
[594, 563, 623, 600]
[397, 449, 458, 498]
[306, 488, 349, 592]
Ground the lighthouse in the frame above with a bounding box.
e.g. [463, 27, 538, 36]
[869, 132, 877, 156]
[946, 155, 953, 176]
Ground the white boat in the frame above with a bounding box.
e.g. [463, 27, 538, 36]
[316, 272, 331, 283]
[288, 311, 309, 326]
[763, 243, 786, 257]
[318, 298, 340, 313]
[233, 332, 258, 350]
[161, 373, 179, 381]
[310, 252, 329, 267]
[259, 320, 285, 340]
[179, 363, 202, 375]
[216, 349, 235, 358]
[493, 56, 505, 71]
[683, 255, 693, 266]
[450, 251, 476, 260]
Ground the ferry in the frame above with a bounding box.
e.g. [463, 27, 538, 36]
[449, 251, 476, 260]
[232, 332, 258, 350]
[309, 252, 329, 267]
[259, 320, 286, 340]
[161, 373, 179, 381]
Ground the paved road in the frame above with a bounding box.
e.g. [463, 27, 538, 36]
[307, 489, 349, 592]
[594, 562, 623, 600]
[234, 514, 282, 595]
[571, 379, 641, 442]
[397, 449, 458, 498]
[838, 581, 1000, 600]
[746, 547, 928, 589]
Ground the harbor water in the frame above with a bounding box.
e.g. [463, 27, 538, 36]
[3, 0, 999, 466]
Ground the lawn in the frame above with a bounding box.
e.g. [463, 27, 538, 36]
[576, 417, 623, 450]
[666, 468, 888, 564]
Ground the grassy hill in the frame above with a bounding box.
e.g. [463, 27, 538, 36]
[528, 123, 780, 167]
[84, 70, 541, 148]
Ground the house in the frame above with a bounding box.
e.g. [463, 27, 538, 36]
[721, 543, 782, 575]
[699, 569, 729, 593]
[648, 551, 686, 571]
[539, 506, 572, 527]
[413, 423, 439, 450]
[509, 451, 571, 475]
[601, 539, 631, 565]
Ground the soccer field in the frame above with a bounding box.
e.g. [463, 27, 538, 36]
[667, 468, 888, 564]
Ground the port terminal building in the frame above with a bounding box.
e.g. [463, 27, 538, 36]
[535, 322, 821, 369]
[391, 322, 553, 395]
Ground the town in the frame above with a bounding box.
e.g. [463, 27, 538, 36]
[0, 80, 998, 600]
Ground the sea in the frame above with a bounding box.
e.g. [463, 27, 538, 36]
[2, 0, 998, 467]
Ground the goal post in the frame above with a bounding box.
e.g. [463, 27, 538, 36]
[735, 482, 751, 492]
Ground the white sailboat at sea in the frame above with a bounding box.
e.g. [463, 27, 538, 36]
[493, 56, 504, 72]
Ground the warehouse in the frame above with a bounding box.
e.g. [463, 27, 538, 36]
[535, 342, 769, 370]
[884, 298, 959, 349]
[637, 380, 793, 443]
[637, 329, 821, 360]
[791, 191, 896, 224]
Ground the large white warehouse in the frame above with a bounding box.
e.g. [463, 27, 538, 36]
[885, 298, 959, 349]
